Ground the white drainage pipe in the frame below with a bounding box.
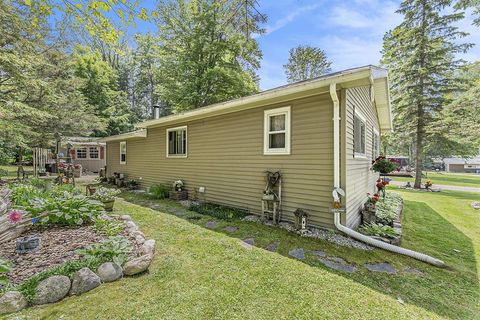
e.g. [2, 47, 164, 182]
[333, 210, 444, 267]
[329, 80, 444, 268]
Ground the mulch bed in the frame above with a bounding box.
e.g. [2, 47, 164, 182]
[0, 225, 105, 285]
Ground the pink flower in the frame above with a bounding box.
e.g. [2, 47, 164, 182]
[8, 210, 23, 224]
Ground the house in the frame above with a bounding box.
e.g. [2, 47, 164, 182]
[443, 156, 480, 174]
[58, 137, 106, 174]
[101, 66, 392, 229]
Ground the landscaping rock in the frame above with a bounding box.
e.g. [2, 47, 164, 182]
[242, 238, 255, 246]
[242, 215, 261, 223]
[205, 221, 218, 229]
[125, 221, 138, 230]
[318, 257, 357, 273]
[33, 275, 71, 305]
[120, 215, 132, 221]
[288, 248, 305, 260]
[265, 241, 279, 252]
[223, 226, 238, 233]
[365, 262, 397, 274]
[239, 239, 254, 250]
[309, 250, 327, 257]
[135, 235, 145, 245]
[130, 230, 145, 238]
[70, 267, 101, 295]
[0, 291, 27, 315]
[403, 266, 424, 276]
[140, 239, 156, 256]
[97, 262, 123, 283]
[123, 254, 153, 276]
[472, 202, 480, 210]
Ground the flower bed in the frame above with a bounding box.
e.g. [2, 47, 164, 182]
[0, 181, 156, 315]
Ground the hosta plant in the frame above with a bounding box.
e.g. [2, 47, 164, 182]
[42, 193, 104, 225]
[359, 223, 399, 239]
[76, 236, 132, 266]
[0, 258, 11, 285]
[89, 187, 121, 203]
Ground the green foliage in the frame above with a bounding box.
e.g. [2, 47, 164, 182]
[149, 184, 171, 199]
[371, 156, 399, 174]
[94, 218, 124, 237]
[381, 0, 472, 186]
[0, 168, 8, 179]
[0, 258, 11, 285]
[375, 193, 403, 225]
[359, 223, 399, 239]
[284, 45, 332, 83]
[189, 202, 248, 221]
[10, 184, 43, 207]
[76, 236, 132, 266]
[41, 194, 104, 225]
[16, 257, 108, 303]
[90, 187, 121, 202]
[154, 0, 263, 112]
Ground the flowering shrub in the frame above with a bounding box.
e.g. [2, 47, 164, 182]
[371, 156, 399, 174]
[366, 192, 380, 204]
[425, 180, 433, 189]
[89, 187, 121, 203]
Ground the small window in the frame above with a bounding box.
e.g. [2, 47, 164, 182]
[166, 126, 187, 157]
[89, 147, 99, 159]
[76, 147, 87, 159]
[264, 106, 291, 155]
[120, 141, 126, 164]
[353, 110, 366, 158]
[372, 129, 380, 159]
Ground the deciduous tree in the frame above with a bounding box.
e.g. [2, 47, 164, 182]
[283, 45, 332, 83]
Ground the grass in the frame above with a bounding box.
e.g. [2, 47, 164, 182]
[0, 165, 34, 180]
[10, 187, 479, 320]
[391, 171, 480, 188]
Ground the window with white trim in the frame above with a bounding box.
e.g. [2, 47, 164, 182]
[372, 129, 380, 159]
[353, 110, 366, 157]
[120, 141, 126, 164]
[264, 106, 291, 155]
[76, 147, 87, 159]
[167, 126, 187, 157]
[89, 147, 99, 159]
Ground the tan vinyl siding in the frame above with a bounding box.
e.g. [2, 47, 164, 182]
[107, 94, 336, 227]
[344, 86, 380, 228]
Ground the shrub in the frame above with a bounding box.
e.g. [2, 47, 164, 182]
[76, 236, 132, 266]
[359, 223, 399, 239]
[189, 202, 248, 221]
[149, 183, 171, 199]
[89, 187, 121, 202]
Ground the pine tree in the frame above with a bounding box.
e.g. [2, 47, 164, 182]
[283, 46, 332, 83]
[382, 0, 471, 188]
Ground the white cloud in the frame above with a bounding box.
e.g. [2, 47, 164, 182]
[263, 3, 321, 36]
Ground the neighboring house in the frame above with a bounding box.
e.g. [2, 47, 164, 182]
[58, 137, 106, 174]
[444, 156, 480, 174]
[101, 66, 392, 229]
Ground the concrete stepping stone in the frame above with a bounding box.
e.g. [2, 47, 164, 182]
[309, 250, 326, 257]
[265, 241, 279, 252]
[224, 226, 239, 233]
[288, 248, 305, 260]
[318, 257, 357, 273]
[205, 221, 218, 229]
[403, 266, 424, 276]
[364, 262, 397, 274]
[242, 238, 255, 246]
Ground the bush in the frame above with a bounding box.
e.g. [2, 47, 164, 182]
[149, 183, 171, 199]
[189, 202, 248, 221]
[359, 223, 399, 239]
[76, 236, 132, 266]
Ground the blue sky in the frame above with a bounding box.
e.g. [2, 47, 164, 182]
[134, 0, 480, 90]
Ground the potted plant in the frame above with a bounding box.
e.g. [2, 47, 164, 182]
[425, 180, 433, 190]
[371, 156, 399, 174]
[173, 180, 184, 191]
[73, 164, 82, 178]
[89, 187, 121, 212]
[363, 193, 379, 224]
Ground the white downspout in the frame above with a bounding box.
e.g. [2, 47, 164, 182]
[329, 83, 445, 267]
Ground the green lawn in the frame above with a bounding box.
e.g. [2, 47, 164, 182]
[391, 172, 480, 188]
[10, 189, 480, 319]
[0, 165, 33, 179]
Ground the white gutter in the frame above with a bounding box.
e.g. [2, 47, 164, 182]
[329, 82, 445, 267]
